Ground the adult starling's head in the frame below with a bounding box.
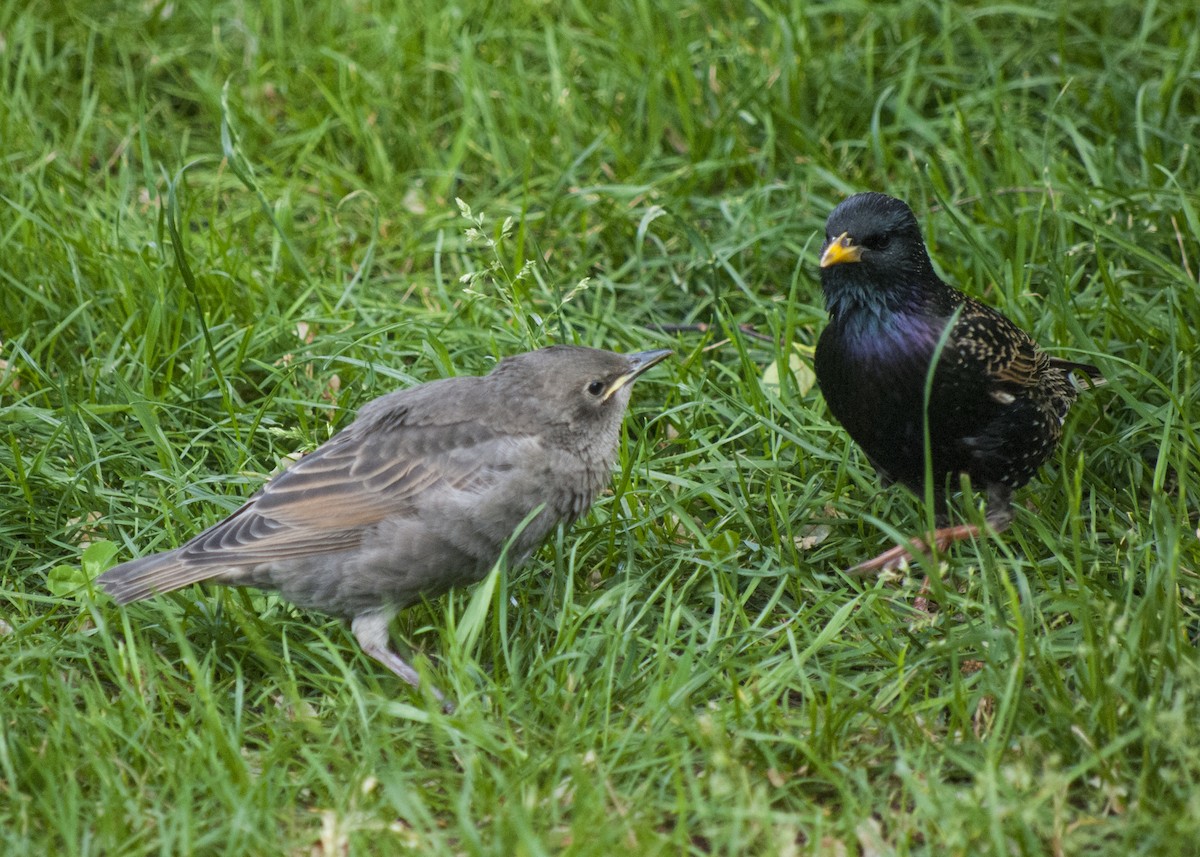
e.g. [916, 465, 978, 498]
[818, 192, 939, 315]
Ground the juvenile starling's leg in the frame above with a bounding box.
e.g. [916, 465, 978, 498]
[351, 611, 451, 710]
[846, 484, 1015, 576]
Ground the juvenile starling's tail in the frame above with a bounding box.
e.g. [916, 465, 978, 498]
[96, 551, 223, 604]
[1051, 358, 1105, 390]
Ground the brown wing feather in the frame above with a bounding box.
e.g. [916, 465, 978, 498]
[949, 298, 1047, 388]
[175, 419, 537, 564]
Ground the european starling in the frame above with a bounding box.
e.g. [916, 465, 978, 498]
[97, 345, 671, 703]
[814, 192, 1101, 573]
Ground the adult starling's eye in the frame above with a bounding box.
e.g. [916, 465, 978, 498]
[862, 234, 889, 251]
[586, 380, 606, 397]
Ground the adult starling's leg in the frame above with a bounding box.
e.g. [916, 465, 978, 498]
[845, 527, 982, 575]
[351, 611, 450, 710]
[846, 484, 1014, 576]
[980, 483, 1015, 533]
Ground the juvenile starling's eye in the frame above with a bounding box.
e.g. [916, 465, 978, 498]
[586, 380, 606, 397]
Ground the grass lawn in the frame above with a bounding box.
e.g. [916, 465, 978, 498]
[2, 0, 1199, 853]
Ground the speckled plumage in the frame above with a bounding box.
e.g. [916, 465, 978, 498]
[814, 192, 1101, 570]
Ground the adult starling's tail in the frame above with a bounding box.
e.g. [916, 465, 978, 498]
[1051, 358, 1105, 390]
[96, 551, 224, 604]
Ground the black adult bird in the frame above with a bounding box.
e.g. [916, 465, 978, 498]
[97, 345, 671, 704]
[814, 192, 1102, 573]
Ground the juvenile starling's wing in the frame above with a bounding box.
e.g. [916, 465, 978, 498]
[184, 420, 539, 564]
[98, 413, 543, 604]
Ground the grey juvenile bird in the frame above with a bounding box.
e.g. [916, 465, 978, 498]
[97, 345, 670, 702]
[815, 192, 1102, 573]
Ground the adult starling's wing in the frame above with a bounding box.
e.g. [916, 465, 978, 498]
[947, 298, 1051, 392]
[948, 299, 1103, 392]
[1048, 357, 1105, 388]
[172, 419, 539, 566]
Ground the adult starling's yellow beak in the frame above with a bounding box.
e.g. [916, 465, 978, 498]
[819, 232, 864, 268]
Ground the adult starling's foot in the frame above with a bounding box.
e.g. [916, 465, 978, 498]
[846, 523, 984, 576]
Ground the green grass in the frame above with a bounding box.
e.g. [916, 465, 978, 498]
[3, 0, 1199, 853]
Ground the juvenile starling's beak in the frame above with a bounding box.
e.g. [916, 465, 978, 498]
[603, 349, 672, 401]
[819, 232, 863, 268]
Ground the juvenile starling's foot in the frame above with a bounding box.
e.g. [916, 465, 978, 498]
[352, 613, 454, 713]
[846, 523, 984, 576]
